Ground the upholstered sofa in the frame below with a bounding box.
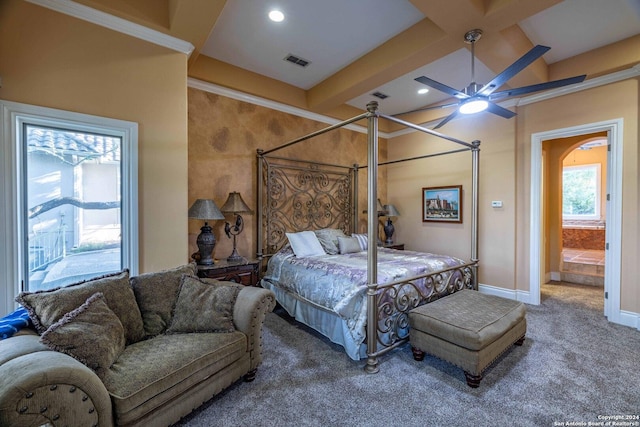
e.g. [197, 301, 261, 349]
[0, 263, 276, 427]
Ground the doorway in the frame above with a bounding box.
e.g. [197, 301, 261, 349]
[529, 119, 623, 323]
[546, 134, 607, 288]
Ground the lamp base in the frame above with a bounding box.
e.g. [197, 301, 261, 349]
[384, 218, 395, 245]
[196, 222, 216, 265]
[227, 246, 243, 263]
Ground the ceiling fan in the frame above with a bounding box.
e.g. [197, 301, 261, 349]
[411, 29, 587, 129]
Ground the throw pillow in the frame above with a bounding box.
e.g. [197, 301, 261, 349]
[130, 262, 198, 337]
[286, 231, 326, 257]
[16, 270, 145, 345]
[338, 236, 362, 254]
[352, 233, 368, 251]
[167, 275, 240, 334]
[314, 228, 347, 255]
[39, 292, 125, 380]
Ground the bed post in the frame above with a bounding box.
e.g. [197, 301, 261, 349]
[365, 101, 380, 374]
[471, 141, 480, 287]
[353, 164, 359, 234]
[256, 149, 264, 260]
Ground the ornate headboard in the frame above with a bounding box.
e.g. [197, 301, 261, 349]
[257, 154, 358, 257]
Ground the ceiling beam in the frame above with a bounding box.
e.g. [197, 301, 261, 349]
[168, 0, 226, 68]
[306, 0, 564, 113]
[306, 18, 453, 112]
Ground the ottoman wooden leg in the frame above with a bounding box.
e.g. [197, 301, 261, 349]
[515, 336, 525, 346]
[411, 346, 425, 361]
[464, 372, 483, 388]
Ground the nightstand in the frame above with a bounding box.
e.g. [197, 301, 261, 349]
[196, 258, 261, 286]
[383, 243, 404, 250]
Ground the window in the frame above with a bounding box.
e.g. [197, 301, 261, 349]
[25, 125, 125, 291]
[1, 101, 138, 315]
[562, 163, 601, 220]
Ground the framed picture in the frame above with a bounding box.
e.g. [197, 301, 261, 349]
[422, 185, 462, 223]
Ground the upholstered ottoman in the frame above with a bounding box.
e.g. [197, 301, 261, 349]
[408, 290, 526, 388]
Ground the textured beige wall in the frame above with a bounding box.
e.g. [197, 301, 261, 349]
[0, 0, 189, 273]
[188, 88, 386, 261]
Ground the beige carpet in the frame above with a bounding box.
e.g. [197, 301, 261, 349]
[174, 282, 639, 427]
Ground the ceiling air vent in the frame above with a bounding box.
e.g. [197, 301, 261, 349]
[284, 54, 311, 68]
[371, 91, 389, 99]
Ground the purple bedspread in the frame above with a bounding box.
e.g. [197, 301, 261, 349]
[261, 247, 465, 348]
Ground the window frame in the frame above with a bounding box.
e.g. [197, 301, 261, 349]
[562, 163, 601, 221]
[1, 100, 138, 316]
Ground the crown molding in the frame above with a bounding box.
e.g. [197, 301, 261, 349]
[189, 61, 638, 140]
[25, 0, 194, 56]
[515, 64, 640, 107]
[187, 78, 391, 138]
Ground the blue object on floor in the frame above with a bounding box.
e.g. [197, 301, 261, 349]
[0, 307, 31, 340]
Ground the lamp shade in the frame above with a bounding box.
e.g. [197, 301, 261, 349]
[220, 192, 253, 214]
[188, 199, 225, 220]
[384, 204, 400, 217]
[363, 199, 388, 216]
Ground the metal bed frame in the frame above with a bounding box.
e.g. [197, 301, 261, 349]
[257, 101, 480, 373]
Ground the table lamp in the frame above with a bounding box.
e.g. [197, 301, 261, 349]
[220, 192, 253, 262]
[188, 199, 225, 265]
[383, 204, 400, 245]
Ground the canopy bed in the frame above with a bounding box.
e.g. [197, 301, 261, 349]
[256, 101, 480, 373]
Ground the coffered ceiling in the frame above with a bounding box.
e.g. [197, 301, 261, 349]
[53, 0, 640, 123]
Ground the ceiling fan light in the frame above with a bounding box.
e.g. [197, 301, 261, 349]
[268, 10, 285, 22]
[459, 99, 488, 114]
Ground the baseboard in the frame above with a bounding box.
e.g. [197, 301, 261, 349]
[616, 310, 640, 331]
[478, 284, 640, 330]
[478, 283, 532, 304]
[550, 271, 561, 281]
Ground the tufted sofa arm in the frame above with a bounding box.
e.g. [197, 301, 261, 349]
[0, 334, 113, 427]
[231, 285, 276, 372]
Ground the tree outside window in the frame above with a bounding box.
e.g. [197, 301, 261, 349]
[562, 164, 601, 220]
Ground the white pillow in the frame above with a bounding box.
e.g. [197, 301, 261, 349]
[338, 236, 362, 254]
[286, 231, 326, 257]
[352, 233, 368, 251]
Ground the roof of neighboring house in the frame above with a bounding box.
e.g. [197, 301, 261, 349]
[26, 127, 120, 162]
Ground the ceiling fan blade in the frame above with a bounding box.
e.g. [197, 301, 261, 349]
[394, 102, 460, 117]
[486, 102, 516, 119]
[433, 110, 460, 129]
[489, 74, 587, 100]
[415, 76, 469, 99]
[477, 45, 551, 96]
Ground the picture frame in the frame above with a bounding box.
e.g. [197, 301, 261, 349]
[422, 185, 462, 223]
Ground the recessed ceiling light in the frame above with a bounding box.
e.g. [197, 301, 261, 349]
[418, 88, 429, 94]
[268, 10, 285, 22]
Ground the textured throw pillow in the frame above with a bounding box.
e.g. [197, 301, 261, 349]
[130, 262, 198, 337]
[352, 233, 368, 251]
[17, 270, 145, 345]
[314, 228, 347, 255]
[167, 275, 240, 334]
[286, 231, 326, 257]
[338, 236, 362, 254]
[39, 292, 125, 380]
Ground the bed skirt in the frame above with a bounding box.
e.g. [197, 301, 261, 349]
[262, 281, 368, 360]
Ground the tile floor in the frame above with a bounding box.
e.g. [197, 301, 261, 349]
[561, 248, 605, 266]
[560, 248, 604, 286]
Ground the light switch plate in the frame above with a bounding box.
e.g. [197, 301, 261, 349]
[491, 201, 503, 208]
